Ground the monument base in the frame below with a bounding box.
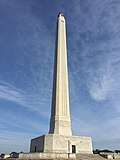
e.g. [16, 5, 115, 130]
[30, 134, 93, 154]
[19, 152, 69, 159]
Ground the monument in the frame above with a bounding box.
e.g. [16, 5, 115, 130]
[19, 13, 93, 159]
[30, 13, 93, 154]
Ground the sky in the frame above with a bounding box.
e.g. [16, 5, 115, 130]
[0, 0, 120, 153]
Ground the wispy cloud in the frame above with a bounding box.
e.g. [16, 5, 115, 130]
[67, 0, 120, 103]
[86, 59, 120, 101]
[0, 110, 48, 134]
[71, 116, 94, 136]
[0, 81, 50, 118]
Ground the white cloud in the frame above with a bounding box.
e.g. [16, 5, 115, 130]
[0, 81, 50, 118]
[68, 0, 120, 102]
[71, 116, 94, 136]
[0, 110, 48, 134]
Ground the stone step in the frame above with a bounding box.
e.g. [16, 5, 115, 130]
[76, 154, 107, 160]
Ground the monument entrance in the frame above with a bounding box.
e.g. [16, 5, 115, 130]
[72, 145, 76, 153]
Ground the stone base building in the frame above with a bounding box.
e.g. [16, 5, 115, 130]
[30, 134, 92, 154]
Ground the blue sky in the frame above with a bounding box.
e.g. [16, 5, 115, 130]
[0, 0, 120, 153]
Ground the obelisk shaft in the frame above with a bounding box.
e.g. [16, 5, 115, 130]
[49, 13, 72, 135]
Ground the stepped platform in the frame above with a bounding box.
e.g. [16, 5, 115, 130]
[76, 154, 120, 160]
[76, 154, 106, 160]
[2, 154, 120, 160]
[18, 153, 120, 160]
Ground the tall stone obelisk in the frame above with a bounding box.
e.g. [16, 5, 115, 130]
[29, 13, 93, 155]
[49, 13, 72, 135]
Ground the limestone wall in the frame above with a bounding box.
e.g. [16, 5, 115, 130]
[30, 134, 93, 154]
[19, 153, 68, 159]
[30, 135, 45, 152]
